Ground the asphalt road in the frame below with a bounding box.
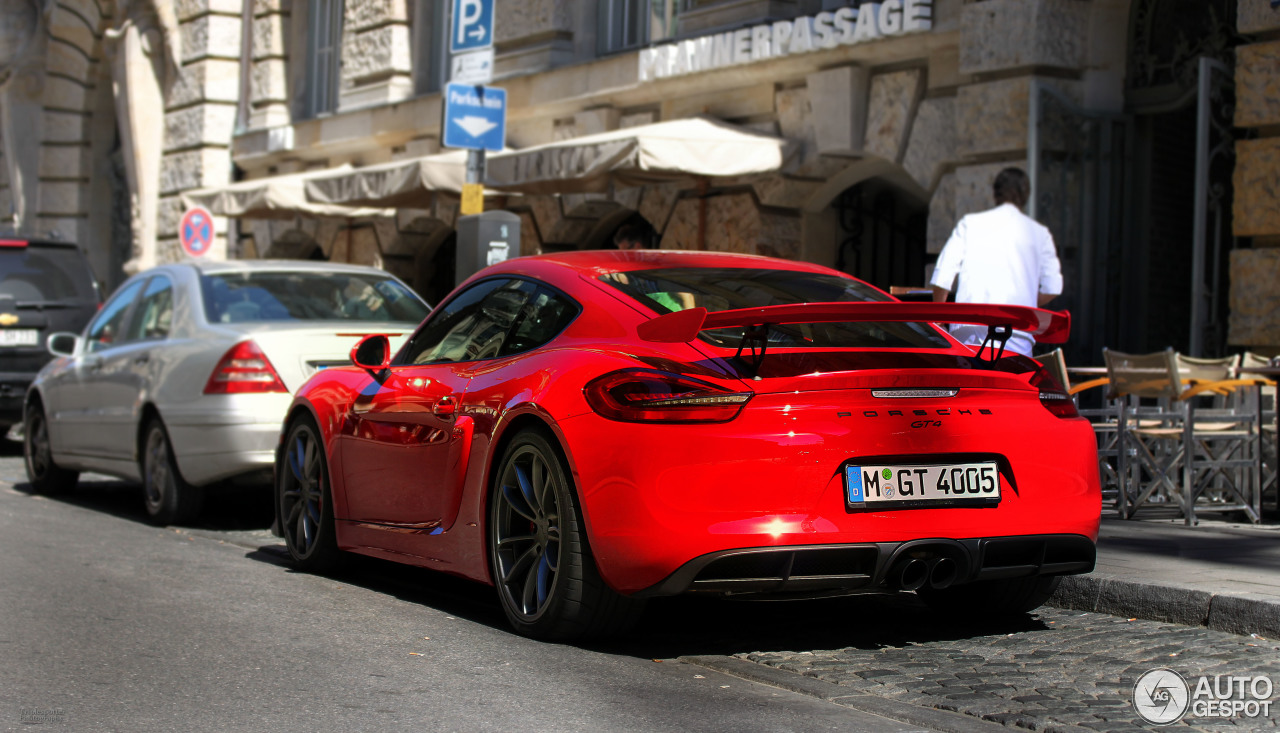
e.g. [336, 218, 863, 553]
[0, 442, 937, 733]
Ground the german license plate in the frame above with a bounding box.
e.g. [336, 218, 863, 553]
[0, 329, 37, 347]
[845, 461, 1000, 510]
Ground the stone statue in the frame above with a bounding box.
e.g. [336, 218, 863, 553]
[104, 0, 182, 271]
[0, 0, 53, 230]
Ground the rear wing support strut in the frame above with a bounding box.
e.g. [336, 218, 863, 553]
[731, 324, 771, 380]
[976, 324, 1013, 364]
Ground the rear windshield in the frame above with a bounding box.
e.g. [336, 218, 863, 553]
[201, 271, 430, 324]
[0, 245, 98, 303]
[600, 267, 949, 349]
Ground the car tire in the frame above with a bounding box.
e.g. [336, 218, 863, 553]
[278, 415, 342, 572]
[918, 575, 1062, 617]
[141, 418, 204, 526]
[488, 429, 644, 641]
[23, 403, 79, 495]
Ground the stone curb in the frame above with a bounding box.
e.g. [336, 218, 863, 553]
[679, 655, 1041, 733]
[1049, 574, 1280, 639]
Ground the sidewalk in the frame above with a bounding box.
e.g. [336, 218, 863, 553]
[1049, 513, 1280, 638]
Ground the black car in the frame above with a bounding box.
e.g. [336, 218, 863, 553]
[0, 238, 101, 431]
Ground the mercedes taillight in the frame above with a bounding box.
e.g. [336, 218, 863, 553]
[204, 340, 287, 394]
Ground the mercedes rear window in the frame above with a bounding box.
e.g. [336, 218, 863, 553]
[0, 245, 98, 303]
[201, 271, 430, 324]
[600, 267, 949, 349]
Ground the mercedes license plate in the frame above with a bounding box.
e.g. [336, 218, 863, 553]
[0, 329, 38, 347]
[845, 461, 1000, 510]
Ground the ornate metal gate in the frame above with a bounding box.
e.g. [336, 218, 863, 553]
[1189, 57, 1238, 357]
[834, 181, 927, 292]
[1029, 0, 1242, 362]
[1028, 84, 1134, 366]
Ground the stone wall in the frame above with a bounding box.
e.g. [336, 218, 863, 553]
[661, 192, 801, 259]
[0, 0, 131, 282]
[158, 0, 244, 263]
[958, 0, 1087, 75]
[1230, 8, 1280, 347]
[492, 0, 577, 76]
[249, 0, 290, 128]
[1228, 249, 1280, 348]
[339, 0, 413, 110]
[911, 0, 1088, 269]
[1238, 0, 1280, 35]
[33, 1, 107, 255]
[241, 203, 458, 301]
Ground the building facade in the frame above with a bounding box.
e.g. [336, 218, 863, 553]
[0, 0, 1276, 364]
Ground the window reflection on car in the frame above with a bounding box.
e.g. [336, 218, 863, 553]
[201, 271, 429, 324]
[86, 278, 145, 353]
[398, 278, 580, 366]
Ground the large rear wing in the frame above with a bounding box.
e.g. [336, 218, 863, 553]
[637, 302, 1071, 345]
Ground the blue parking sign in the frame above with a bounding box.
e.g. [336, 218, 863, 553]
[451, 0, 494, 53]
[442, 83, 506, 152]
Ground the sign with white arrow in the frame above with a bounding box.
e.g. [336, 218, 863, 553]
[442, 82, 506, 152]
[451, 0, 494, 54]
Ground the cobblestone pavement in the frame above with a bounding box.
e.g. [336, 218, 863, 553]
[738, 606, 1280, 732]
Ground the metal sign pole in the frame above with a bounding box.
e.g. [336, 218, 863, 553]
[462, 148, 486, 215]
[466, 149, 485, 185]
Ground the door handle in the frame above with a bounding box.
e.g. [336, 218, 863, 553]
[134, 354, 150, 365]
[86, 357, 104, 372]
[432, 395, 457, 418]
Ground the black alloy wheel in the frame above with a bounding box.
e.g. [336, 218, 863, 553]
[489, 430, 642, 640]
[23, 403, 78, 495]
[278, 416, 340, 571]
[141, 418, 204, 525]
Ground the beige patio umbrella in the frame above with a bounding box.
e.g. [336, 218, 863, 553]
[182, 165, 392, 219]
[303, 150, 471, 209]
[483, 116, 797, 195]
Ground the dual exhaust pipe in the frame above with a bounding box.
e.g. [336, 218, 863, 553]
[887, 556, 958, 591]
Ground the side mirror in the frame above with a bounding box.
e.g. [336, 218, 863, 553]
[47, 332, 80, 358]
[350, 334, 391, 373]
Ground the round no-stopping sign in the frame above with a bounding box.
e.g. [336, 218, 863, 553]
[179, 207, 215, 258]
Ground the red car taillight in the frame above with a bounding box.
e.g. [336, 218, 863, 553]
[1030, 365, 1079, 418]
[204, 340, 287, 394]
[584, 368, 752, 423]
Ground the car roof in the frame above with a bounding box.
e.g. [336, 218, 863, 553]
[475, 249, 851, 282]
[156, 259, 403, 277]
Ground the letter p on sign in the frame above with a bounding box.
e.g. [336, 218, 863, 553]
[451, 0, 493, 53]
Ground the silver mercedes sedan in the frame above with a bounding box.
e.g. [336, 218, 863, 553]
[23, 259, 430, 524]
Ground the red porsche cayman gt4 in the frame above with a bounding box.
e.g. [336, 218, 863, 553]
[275, 250, 1099, 640]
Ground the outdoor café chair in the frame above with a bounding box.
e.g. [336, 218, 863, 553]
[1103, 348, 1263, 525]
[1238, 352, 1278, 512]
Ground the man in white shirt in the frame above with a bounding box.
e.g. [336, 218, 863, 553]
[929, 167, 1063, 357]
